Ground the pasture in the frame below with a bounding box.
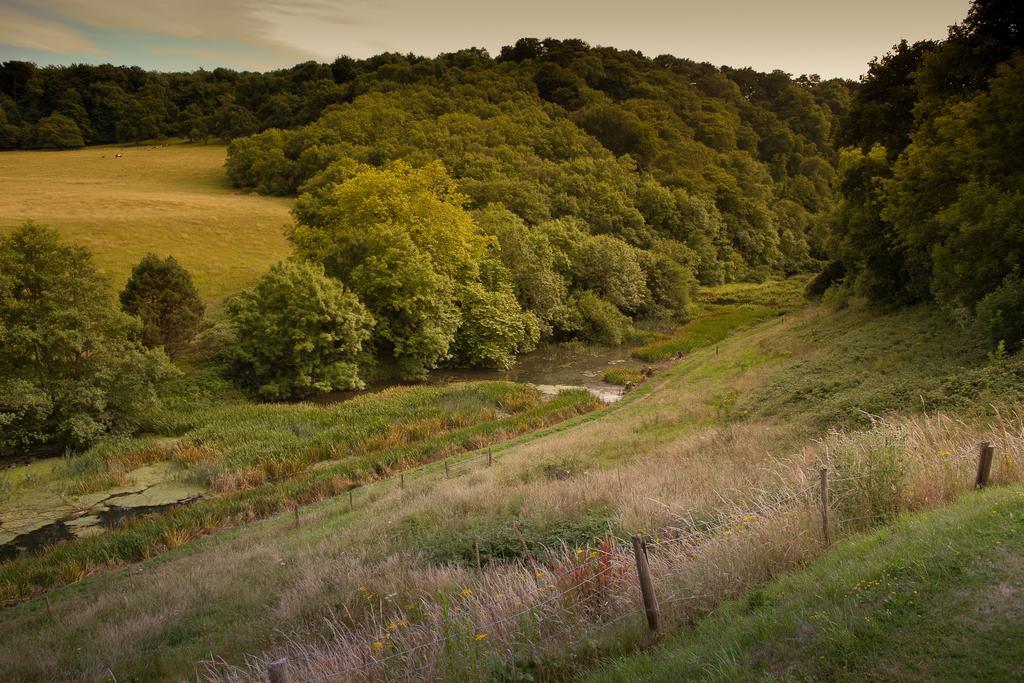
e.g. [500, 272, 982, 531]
[0, 143, 293, 312]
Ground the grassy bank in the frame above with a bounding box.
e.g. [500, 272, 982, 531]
[0, 143, 292, 311]
[590, 482, 1024, 682]
[0, 383, 600, 603]
[2, 292, 1023, 680]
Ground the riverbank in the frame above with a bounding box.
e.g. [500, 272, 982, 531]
[3, 289, 1023, 680]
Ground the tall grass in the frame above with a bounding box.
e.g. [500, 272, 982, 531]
[60, 382, 542, 494]
[0, 387, 600, 604]
[632, 305, 780, 362]
[202, 407, 1024, 682]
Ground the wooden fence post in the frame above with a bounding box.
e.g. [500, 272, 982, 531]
[488, 447, 493, 467]
[348, 489, 353, 511]
[631, 534, 660, 633]
[293, 505, 299, 529]
[819, 466, 831, 547]
[267, 657, 290, 683]
[975, 441, 994, 489]
[400, 472, 405, 489]
[475, 539, 482, 572]
[445, 459, 450, 478]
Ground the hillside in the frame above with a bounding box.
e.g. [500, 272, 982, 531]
[2, 4, 1023, 681]
[2, 284, 1022, 681]
[0, 143, 292, 310]
[591, 482, 1024, 682]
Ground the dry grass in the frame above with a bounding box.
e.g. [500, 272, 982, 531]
[0, 142, 293, 313]
[204, 408, 1024, 682]
[1, 305, 1018, 681]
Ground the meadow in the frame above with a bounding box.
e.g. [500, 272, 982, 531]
[0, 143, 292, 312]
[3, 289, 1023, 681]
[592, 481, 1024, 682]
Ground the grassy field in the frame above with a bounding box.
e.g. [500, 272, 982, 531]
[0, 382, 600, 603]
[0, 143, 292, 312]
[591, 483, 1024, 682]
[3, 286, 1023, 681]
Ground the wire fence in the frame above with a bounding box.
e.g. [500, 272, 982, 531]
[208, 436, 1013, 683]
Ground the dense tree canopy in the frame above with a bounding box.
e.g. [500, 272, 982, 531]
[826, 0, 1024, 349]
[227, 260, 374, 399]
[0, 224, 173, 456]
[120, 253, 205, 355]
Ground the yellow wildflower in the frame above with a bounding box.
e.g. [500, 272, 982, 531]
[475, 633, 488, 641]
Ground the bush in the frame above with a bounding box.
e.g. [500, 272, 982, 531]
[568, 291, 632, 346]
[35, 113, 84, 149]
[0, 223, 173, 456]
[227, 261, 374, 399]
[805, 260, 846, 300]
[975, 270, 1024, 352]
[120, 253, 205, 355]
[453, 284, 540, 369]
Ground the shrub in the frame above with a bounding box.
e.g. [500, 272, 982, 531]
[227, 261, 374, 399]
[0, 223, 173, 456]
[804, 260, 846, 300]
[35, 113, 84, 149]
[453, 284, 540, 370]
[568, 291, 632, 346]
[120, 253, 205, 354]
[975, 270, 1024, 352]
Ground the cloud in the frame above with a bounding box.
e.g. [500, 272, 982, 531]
[24, 0, 356, 63]
[0, 5, 101, 54]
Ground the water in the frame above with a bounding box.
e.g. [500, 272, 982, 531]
[0, 464, 204, 562]
[314, 342, 650, 405]
[0, 343, 648, 561]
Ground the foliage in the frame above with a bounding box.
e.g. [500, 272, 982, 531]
[452, 283, 540, 369]
[0, 223, 173, 456]
[566, 291, 633, 347]
[34, 113, 84, 149]
[290, 162, 546, 377]
[119, 253, 205, 354]
[226, 260, 373, 399]
[829, 0, 1024, 348]
[975, 270, 1024, 352]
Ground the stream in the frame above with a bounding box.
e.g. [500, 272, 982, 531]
[0, 342, 648, 561]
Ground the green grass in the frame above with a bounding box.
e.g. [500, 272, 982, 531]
[632, 305, 781, 362]
[0, 142, 292, 313]
[602, 368, 645, 385]
[0, 383, 600, 603]
[589, 484, 1024, 682]
[735, 305, 1024, 429]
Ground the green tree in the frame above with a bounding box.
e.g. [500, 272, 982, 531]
[0, 223, 173, 455]
[884, 55, 1024, 312]
[453, 283, 540, 369]
[227, 260, 374, 400]
[291, 162, 504, 378]
[120, 254, 205, 355]
[35, 112, 84, 148]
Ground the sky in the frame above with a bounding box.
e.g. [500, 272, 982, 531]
[0, 0, 971, 78]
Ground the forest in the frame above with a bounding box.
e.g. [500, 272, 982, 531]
[2, 1, 1023, 454]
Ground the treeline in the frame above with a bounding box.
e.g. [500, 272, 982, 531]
[821, 0, 1024, 350]
[2, 39, 857, 400]
[225, 41, 850, 285]
[218, 40, 851, 383]
[0, 60, 350, 148]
